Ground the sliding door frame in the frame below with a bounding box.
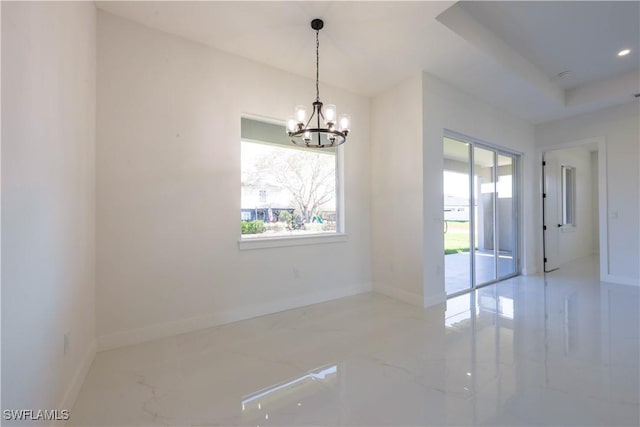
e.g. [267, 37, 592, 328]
[445, 130, 522, 298]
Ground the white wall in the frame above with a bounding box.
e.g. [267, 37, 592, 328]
[96, 12, 371, 349]
[544, 146, 595, 265]
[370, 71, 537, 308]
[1, 1, 96, 417]
[422, 72, 537, 305]
[370, 74, 424, 306]
[536, 102, 640, 284]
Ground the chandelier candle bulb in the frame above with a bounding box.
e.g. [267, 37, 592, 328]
[339, 114, 351, 132]
[324, 104, 336, 125]
[295, 105, 307, 124]
[286, 117, 297, 133]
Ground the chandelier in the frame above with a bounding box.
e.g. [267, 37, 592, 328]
[286, 19, 350, 148]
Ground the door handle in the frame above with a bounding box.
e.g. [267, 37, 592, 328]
[557, 224, 562, 228]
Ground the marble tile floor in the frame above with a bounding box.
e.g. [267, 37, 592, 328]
[70, 256, 639, 426]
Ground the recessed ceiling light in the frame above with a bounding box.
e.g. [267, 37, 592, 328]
[618, 49, 631, 57]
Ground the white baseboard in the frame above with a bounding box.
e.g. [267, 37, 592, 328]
[97, 282, 372, 351]
[602, 274, 639, 286]
[58, 340, 96, 425]
[373, 283, 424, 307]
[424, 291, 446, 308]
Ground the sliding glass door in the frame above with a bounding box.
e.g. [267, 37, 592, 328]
[443, 138, 472, 294]
[474, 146, 497, 285]
[497, 154, 517, 278]
[444, 134, 519, 296]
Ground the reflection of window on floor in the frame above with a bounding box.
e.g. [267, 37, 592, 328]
[498, 296, 514, 319]
[241, 364, 338, 416]
[241, 118, 339, 239]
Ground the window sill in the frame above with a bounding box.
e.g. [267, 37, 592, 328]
[238, 233, 348, 250]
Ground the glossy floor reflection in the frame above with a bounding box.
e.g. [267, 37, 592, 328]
[71, 256, 639, 426]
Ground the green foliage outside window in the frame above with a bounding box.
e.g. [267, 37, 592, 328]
[277, 210, 292, 224]
[241, 220, 266, 235]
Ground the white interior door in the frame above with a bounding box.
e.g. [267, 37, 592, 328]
[543, 156, 560, 272]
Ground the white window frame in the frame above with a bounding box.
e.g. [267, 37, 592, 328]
[238, 116, 346, 250]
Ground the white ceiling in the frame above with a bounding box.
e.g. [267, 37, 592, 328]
[96, 1, 640, 124]
[461, 1, 640, 90]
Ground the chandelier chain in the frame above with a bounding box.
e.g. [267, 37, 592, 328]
[315, 29, 320, 102]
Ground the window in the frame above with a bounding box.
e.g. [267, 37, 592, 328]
[561, 165, 576, 226]
[241, 117, 339, 239]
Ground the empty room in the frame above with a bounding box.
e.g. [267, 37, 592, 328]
[2, 1, 639, 426]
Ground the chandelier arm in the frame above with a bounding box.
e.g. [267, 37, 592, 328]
[303, 108, 316, 129]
